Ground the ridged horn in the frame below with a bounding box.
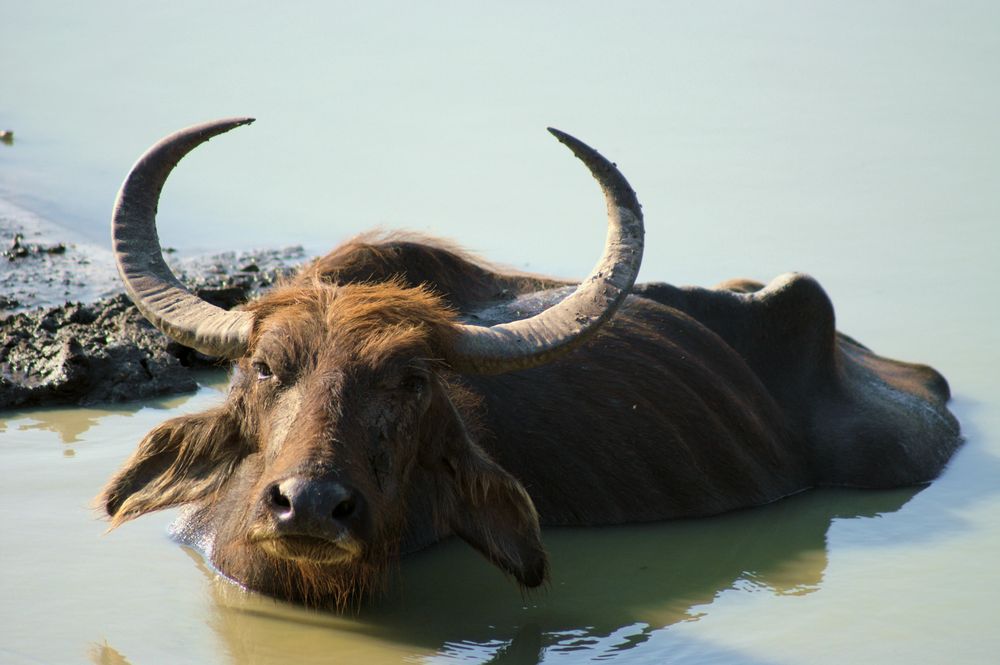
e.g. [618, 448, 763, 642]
[447, 128, 644, 374]
[112, 118, 255, 359]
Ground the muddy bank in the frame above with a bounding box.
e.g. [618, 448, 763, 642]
[0, 200, 306, 408]
[0, 198, 122, 311]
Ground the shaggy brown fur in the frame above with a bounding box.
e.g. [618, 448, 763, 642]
[304, 231, 569, 310]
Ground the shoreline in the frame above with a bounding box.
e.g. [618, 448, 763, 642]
[0, 196, 307, 408]
[0, 197, 120, 312]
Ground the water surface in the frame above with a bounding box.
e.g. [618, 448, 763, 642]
[1, 1, 999, 663]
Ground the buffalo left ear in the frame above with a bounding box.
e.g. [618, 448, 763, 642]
[448, 443, 549, 588]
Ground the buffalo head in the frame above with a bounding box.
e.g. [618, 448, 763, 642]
[100, 119, 644, 607]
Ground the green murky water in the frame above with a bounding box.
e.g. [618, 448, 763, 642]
[2, 2, 999, 663]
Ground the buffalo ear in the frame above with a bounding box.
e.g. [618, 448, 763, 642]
[447, 445, 549, 587]
[100, 408, 248, 527]
[429, 392, 548, 588]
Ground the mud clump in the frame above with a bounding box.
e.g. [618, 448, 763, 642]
[4, 232, 66, 260]
[0, 246, 305, 408]
[1, 295, 197, 407]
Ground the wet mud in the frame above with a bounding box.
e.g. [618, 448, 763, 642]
[0, 201, 304, 408]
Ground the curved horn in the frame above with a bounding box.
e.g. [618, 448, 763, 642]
[112, 118, 255, 358]
[447, 128, 644, 374]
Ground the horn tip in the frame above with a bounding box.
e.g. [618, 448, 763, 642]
[546, 126, 571, 143]
[545, 128, 642, 219]
[546, 127, 597, 162]
[212, 117, 256, 134]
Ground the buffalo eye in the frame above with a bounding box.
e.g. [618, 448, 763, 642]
[399, 373, 427, 395]
[252, 361, 274, 381]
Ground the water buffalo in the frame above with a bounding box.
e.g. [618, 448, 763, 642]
[101, 118, 961, 608]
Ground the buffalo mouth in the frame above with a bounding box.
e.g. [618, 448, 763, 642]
[252, 532, 363, 564]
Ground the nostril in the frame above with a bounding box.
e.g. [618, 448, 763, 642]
[266, 477, 362, 527]
[331, 495, 356, 520]
[267, 483, 292, 513]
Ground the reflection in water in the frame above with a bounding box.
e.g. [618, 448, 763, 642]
[88, 643, 134, 665]
[480, 625, 543, 665]
[13, 406, 139, 444]
[0, 370, 228, 443]
[149, 486, 921, 664]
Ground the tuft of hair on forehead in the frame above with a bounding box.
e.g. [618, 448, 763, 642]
[243, 277, 460, 364]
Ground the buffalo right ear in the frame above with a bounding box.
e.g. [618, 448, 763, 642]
[100, 408, 249, 527]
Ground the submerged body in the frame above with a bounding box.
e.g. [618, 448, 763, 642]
[300, 238, 958, 523]
[101, 120, 960, 607]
